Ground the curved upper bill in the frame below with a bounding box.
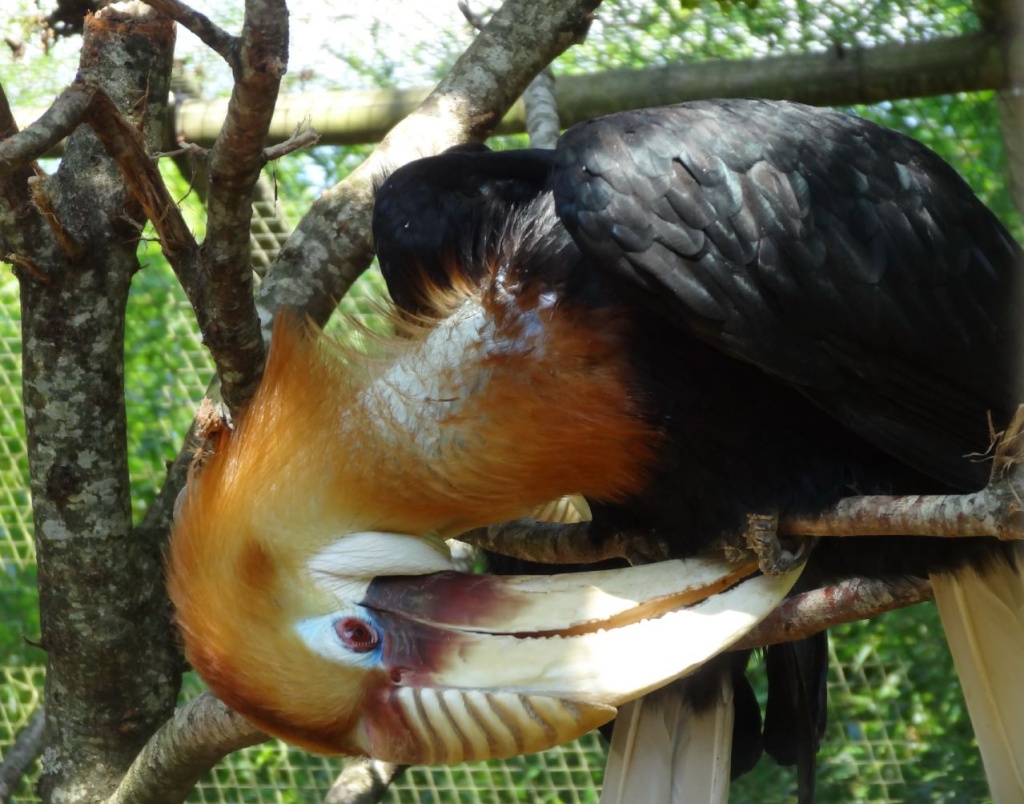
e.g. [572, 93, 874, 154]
[348, 552, 803, 763]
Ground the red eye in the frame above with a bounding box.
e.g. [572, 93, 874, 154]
[334, 617, 380, 653]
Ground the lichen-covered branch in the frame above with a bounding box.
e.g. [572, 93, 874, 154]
[0, 81, 54, 281]
[106, 693, 266, 804]
[14, 5, 182, 801]
[457, 0, 562, 148]
[523, 69, 560, 148]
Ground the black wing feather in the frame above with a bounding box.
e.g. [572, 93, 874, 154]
[553, 99, 1024, 488]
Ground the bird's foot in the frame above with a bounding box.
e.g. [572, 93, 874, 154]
[744, 513, 813, 576]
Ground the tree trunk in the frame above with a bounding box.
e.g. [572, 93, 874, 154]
[13, 5, 181, 801]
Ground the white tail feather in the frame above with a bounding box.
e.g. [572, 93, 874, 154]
[932, 553, 1024, 804]
[600, 676, 733, 804]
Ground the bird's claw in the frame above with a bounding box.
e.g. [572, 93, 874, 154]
[744, 513, 813, 576]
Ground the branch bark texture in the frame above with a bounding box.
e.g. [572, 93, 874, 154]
[11, 5, 181, 802]
[106, 693, 265, 804]
[189, 0, 290, 415]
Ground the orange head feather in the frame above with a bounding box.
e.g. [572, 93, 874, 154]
[168, 291, 661, 753]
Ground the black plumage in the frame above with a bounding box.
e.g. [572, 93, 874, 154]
[372, 98, 1024, 798]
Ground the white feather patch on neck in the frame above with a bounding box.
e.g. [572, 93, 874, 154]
[359, 302, 487, 450]
[358, 298, 547, 458]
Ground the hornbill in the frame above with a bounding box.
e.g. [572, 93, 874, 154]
[168, 99, 1024, 801]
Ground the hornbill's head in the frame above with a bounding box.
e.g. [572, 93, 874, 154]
[168, 316, 801, 764]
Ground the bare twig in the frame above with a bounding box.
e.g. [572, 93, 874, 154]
[458, 0, 489, 30]
[323, 759, 405, 804]
[106, 693, 266, 804]
[262, 123, 320, 162]
[733, 576, 934, 650]
[141, 0, 239, 66]
[156, 141, 208, 160]
[0, 707, 45, 803]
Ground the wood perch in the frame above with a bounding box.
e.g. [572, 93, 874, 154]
[462, 407, 1024, 565]
[732, 576, 935, 650]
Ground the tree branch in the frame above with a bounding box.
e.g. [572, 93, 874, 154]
[323, 758, 405, 804]
[82, 86, 200, 272]
[16, 5, 182, 800]
[523, 68, 560, 149]
[0, 81, 57, 282]
[106, 693, 266, 804]
[262, 121, 319, 162]
[188, 0, 290, 416]
[461, 519, 615, 564]
[458, 0, 562, 149]
[732, 576, 935, 651]
[0, 707, 45, 803]
[141, 0, 239, 66]
[0, 84, 93, 181]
